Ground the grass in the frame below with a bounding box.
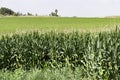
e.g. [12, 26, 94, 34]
[0, 16, 120, 35]
[0, 67, 84, 80]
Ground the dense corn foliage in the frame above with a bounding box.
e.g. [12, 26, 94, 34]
[0, 30, 120, 79]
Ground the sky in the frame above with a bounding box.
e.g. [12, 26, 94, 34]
[0, 0, 120, 17]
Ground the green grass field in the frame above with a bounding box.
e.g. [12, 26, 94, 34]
[0, 16, 120, 35]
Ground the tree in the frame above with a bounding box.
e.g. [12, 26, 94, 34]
[13, 12, 23, 16]
[0, 7, 15, 15]
[55, 9, 58, 16]
[27, 12, 33, 16]
[49, 9, 59, 17]
[35, 13, 38, 16]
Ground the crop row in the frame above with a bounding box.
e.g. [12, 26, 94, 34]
[0, 30, 120, 79]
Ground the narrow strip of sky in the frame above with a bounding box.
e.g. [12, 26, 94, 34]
[0, 0, 120, 17]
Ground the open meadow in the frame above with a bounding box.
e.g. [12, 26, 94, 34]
[0, 17, 120, 80]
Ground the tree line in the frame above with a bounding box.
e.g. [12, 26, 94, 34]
[0, 7, 59, 17]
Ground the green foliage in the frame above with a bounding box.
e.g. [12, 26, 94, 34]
[27, 12, 33, 16]
[0, 67, 82, 80]
[0, 7, 15, 16]
[49, 9, 59, 17]
[0, 30, 120, 79]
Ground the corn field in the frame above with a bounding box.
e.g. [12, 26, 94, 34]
[0, 29, 120, 79]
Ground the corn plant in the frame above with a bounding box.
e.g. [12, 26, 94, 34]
[0, 29, 120, 79]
